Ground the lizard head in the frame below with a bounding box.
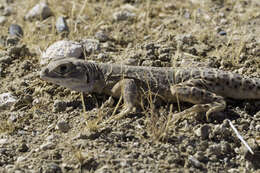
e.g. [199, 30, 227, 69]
[40, 58, 98, 93]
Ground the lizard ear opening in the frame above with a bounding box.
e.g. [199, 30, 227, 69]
[85, 72, 90, 83]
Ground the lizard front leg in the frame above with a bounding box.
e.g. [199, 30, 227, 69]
[107, 78, 138, 122]
[170, 80, 226, 121]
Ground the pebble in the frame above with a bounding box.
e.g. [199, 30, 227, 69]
[40, 141, 55, 150]
[220, 18, 228, 25]
[95, 31, 109, 42]
[113, 10, 136, 21]
[194, 151, 208, 163]
[0, 16, 7, 24]
[18, 143, 29, 152]
[122, 58, 139, 66]
[255, 124, 260, 132]
[25, 2, 52, 21]
[175, 34, 194, 46]
[228, 168, 240, 173]
[41, 40, 83, 65]
[46, 134, 56, 141]
[56, 120, 70, 133]
[3, 6, 12, 16]
[142, 60, 153, 66]
[16, 156, 26, 162]
[56, 16, 69, 33]
[0, 138, 9, 145]
[9, 24, 23, 37]
[5, 36, 19, 45]
[218, 30, 227, 36]
[188, 155, 204, 168]
[0, 55, 13, 64]
[81, 39, 100, 54]
[52, 100, 67, 112]
[0, 92, 17, 112]
[97, 53, 109, 60]
[0, 67, 3, 77]
[208, 144, 222, 156]
[45, 163, 62, 173]
[194, 124, 210, 140]
[158, 53, 170, 61]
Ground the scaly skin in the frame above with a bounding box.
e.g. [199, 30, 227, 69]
[40, 57, 260, 120]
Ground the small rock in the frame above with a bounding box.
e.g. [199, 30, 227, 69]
[56, 120, 70, 133]
[56, 16, 69, 34]
[220, 18, 228, 25]
[81, 39, 100, 54]
[6, 0, 14, 3]
[97, 53, 109, 60]
[41, 40, 83, 65]
[46, 134, 56, 141]
[4, 165, 15, 172]
[20, 60, 32, 71]
[0, 138, 9, 145]
[194, 124, 210, 140]
[0, 67, 3, 77]
[18, 143, 29, 152]
[8, 113, 18, 122]
[121, 4, 137, 12]
[182, 11, 190, 18]
[228, 168, 240, 173]
[52, 100, 67, 112]
[9, 24, 23, 37]
[221, 141, 232, 153]
[211, 123, 232, 140]
[208, 144, 222, 156]
[122, 58, 139, 66]
[255, 124, 260, 132]
[95, 31, 109, 42]
[3, 6, 12, 16]
[218, 30, 227, 36]
[188, 155, 204, 168]
[40, 142, 55, 150]
[142, 60, 153, 66]
[158, 53, 170, 61]
[0, 16, 7, 24]
[194, 151, 208, 163]
[16, 156, 26, 162]
[113, 10, 136, 21]
[25, 2, 52, 21]
[6, 36, 19, 45]
[175, 34, 195, 46]
[0, 55, 13, 64]
[0, 92, 17, 112]
[45, 163, 62, 173]
[8, 44, 30, 56]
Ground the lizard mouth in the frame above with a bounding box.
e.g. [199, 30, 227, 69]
[39, 68, 48, 80]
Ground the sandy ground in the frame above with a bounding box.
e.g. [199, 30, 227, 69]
[0, 0, 259, 172]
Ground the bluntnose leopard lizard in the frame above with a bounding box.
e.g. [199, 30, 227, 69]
[40, 57, 260, 121]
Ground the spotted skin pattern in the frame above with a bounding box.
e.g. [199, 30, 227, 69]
[40, 57, 260, 121]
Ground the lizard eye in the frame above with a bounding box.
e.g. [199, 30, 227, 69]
[55, 64, 70, 74]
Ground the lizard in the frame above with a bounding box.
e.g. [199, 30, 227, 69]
[40, 57, 260, 121]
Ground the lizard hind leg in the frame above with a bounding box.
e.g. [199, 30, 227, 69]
[170, 83, 226, 121]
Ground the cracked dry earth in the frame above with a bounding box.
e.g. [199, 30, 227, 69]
[0, 0, 260, 172]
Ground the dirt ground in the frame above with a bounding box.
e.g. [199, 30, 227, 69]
[0, 0, 260, 172]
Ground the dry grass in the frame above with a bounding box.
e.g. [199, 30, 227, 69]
[0, 120, 15, 134]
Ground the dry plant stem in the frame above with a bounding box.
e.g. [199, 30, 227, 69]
[81, 92, 87, 115]
[100, 94, 123, 126]
[228, 119, 254, 155]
